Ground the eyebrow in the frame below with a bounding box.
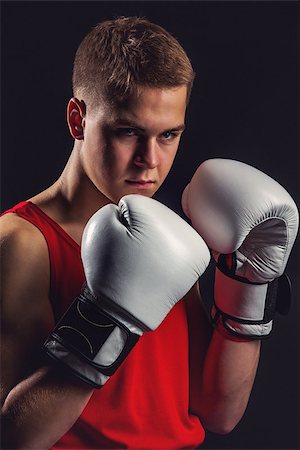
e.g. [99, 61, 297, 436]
[112, 118, 186, 133]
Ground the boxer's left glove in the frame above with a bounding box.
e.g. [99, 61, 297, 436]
[44, 194, 210, 388]
[182, 158, 299, 339]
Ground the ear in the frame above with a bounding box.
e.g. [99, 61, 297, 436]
[67, 98, 86, 140]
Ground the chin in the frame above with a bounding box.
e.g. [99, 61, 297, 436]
[110, 184, 159, 203]
[115, 191, 154, 203]
[134, 191, 155, 198]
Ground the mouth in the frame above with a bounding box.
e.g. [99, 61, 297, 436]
[125, 179, 156, 190]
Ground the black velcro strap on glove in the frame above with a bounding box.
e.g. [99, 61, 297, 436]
[43, 285, 140, 387]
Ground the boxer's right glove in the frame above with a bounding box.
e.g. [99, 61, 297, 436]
[44, 194, 210, 388]
[182, 158, 299, 339]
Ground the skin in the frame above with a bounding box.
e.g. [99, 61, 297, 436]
[32, 85, 187, 242]
[1, 85, 260, 449]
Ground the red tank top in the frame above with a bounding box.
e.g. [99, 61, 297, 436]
[4, 201, 205, 449]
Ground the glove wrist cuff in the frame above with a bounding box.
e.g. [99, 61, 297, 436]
[214, 267, 268, 322]
[213, 269, 292, 339]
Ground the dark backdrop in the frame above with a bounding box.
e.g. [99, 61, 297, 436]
[1, 1, 299, 449]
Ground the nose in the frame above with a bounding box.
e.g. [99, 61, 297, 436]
[133, 138, 159, 169]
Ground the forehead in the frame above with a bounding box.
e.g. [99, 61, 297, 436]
[100, 86, 188, 129]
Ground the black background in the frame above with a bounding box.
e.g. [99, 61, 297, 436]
[1, 1, 299, 449]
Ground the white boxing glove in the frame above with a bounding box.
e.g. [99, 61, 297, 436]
[44, 195, 210, 387]
[182, 158, 299, 339]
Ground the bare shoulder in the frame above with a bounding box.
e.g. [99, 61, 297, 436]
[1, 212, 55, 401]
[0, 212, 50, 301]
[1, 210, 46, 240]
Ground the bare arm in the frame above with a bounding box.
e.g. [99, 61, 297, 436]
[1, 214, 93, 450]
[186, 283, 260, 435]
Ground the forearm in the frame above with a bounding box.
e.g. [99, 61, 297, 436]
[198, 329, 261, 434]
[1, 365, 94, 450]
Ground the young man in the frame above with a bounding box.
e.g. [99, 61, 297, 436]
[1, 17, 297, 449]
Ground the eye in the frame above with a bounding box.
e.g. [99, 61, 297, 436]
[160, 131, 179, 141]
[115, 128, 137, 137]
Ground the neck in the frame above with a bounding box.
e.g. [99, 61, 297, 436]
[32, 142, 111, 227]
[58, 143, 111, 221]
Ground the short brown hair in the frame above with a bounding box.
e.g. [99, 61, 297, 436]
[72, 16, 195, 108]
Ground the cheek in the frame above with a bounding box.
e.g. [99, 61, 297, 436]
[160, 147, 178, 172]
[81, 133, 110, 182]
[101, 142, 131, 179]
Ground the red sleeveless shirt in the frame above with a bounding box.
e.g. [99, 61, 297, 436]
[3, 201, 205, 449]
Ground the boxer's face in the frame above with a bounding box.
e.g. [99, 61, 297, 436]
[75, 85, 187, 203]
